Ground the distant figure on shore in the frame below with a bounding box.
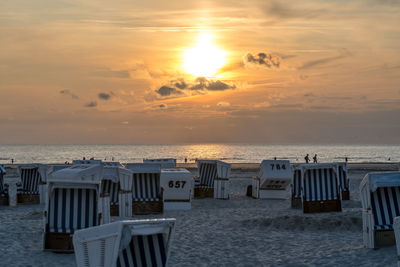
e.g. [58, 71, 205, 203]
[304, 154, 310, 163]
[185, 157, 187, 163]
[112, 157, 114, 161]
[274, 157, 277, 160]
[345, 157, 348, 163]
[90, 157, 94, 160]
[11, 158, 14, 164]
[83, 157, 86, 160]
[313, 154, 318, 163]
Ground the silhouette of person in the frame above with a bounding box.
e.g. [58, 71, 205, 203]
[304, 154, 310, 163]
[345, 157, 348, 163]
[185, 158, 187, 163]
[313, 154, 318, 163]
[274, 157, 277, 160]
[83, 157, 86, 160]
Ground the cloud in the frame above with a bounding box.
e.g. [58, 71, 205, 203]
[59, 89, 79, 99]
[298, 49, 351, 70]
[245, 52, 280, 68]
[155, 77, 236, 98]
[156, 86, 183, 96]
[98, 92, 112, 100]
[217, 102, 231, 108]
[263, 1, 321, 20]
[92, 69, 130, 78]
[85, 101, 97, 108]
[189, 77, 236, 91]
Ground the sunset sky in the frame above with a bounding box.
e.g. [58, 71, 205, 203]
[1, 0, 400, 144]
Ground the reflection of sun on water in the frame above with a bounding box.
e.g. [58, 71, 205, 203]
[182, 33, 227, 78]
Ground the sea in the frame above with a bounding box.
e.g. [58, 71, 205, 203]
[0, 144, 399, 164]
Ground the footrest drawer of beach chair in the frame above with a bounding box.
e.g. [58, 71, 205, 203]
[375, 230, 395, 247]
[303, 199, 342, 213]
[17, 193, 40, 204]
[132, 201, 163, 215]
[342, 190, 350, 200]
[110, 204, 119, 217]
[194, 188, 214, 198]
[44, 232, 74, 252]
[291, 197, 302, 209]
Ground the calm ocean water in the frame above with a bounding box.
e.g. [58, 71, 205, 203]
[0, 144, 399, 164]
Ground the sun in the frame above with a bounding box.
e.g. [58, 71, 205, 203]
[182, 33, 227, 78]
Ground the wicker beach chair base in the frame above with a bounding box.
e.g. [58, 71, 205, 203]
[132, 201, 163, 215]
[110, 204, 119, 216]
[17, 194, 40, 204]
[0, 196, 9, 205]
[342, 190, 350, 200]
[375, 230, 395, 247]
[44, 232, 74, 252]
[303, 199, 342, 213]
[291, 197, 302, 209]
[194, 188, 214, 198]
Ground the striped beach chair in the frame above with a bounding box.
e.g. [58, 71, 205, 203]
[194, 160, 231, 199]
[393, 217, 400, 267]
[0, 166, 8, 205]
[293, 163, 342, 213]
[291, 168, 302, 208]
[360, 172, 400, 248]
[101, 166, 133, 217]
[43, 164, 104, 252]
[336, 162, 350, 200]
[17, 165, 43, 204]
[73, 218, 176, 267]
[126, 163, 163, 215]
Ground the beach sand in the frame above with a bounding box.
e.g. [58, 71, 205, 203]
[0, 163, 399, 266]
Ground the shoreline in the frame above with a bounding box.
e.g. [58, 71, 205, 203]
[2, 162, 398, 172]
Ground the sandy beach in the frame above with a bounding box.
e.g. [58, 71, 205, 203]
[0, 163, 399, 266]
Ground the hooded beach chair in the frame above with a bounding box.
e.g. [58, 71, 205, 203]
[126, 163, 164, 215]
[393, 217, 400, 266]
[252, 160, 292, 199]
[360, 172, 400, 248]
[0, 165, 8, 205]
[143, 158, 177, 169]
[73, 218, 176, 267]
[194, 160, 231, 199]
[43, 164, 104, 252]
[161, 169, 193, 210]
[16, 164, 50, 204]
[291, 167, 302, 208]
[336, 162, 350, 200]
[293, 163, 342, 213]
[101, 166, 133, 217]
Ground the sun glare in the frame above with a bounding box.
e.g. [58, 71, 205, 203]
[182, 33, 227, 78]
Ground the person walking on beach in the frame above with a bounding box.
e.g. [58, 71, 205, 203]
[304, 154, 310, 163]
[313, 154, 318, 163]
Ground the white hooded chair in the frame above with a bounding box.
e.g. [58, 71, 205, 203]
[126, 163, 164, 215]
[0, 165, 8, 205]
[43, 164, 105, 252]
[194, 160, 231, 199]
[73, 218, 176, 267]
[360, 172, 400, 248]
[252, 160, 292, 199]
